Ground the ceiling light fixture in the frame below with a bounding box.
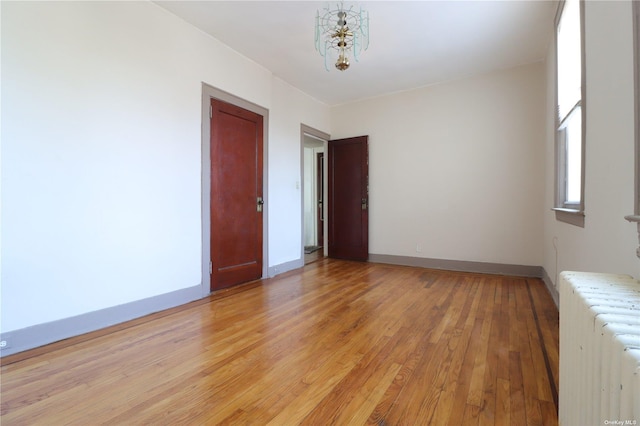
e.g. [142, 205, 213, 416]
[315, 2, 369, 71]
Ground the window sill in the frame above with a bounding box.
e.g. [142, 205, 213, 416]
[552, 208, 585, 227]
[625, 216, 640, 258]
[624, 215, 640, 223]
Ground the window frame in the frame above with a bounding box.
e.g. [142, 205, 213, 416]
[553, 0, 586, 227]
[634, 0, 640, 216]
[624, 1, 640, 258]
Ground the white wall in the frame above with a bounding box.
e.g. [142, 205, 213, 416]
[268, 78, 330, 267]
[543, 0, 638, 289]
[1, 1, 329, 334]
[331, 63, 546, 267]
[5, 0, 637, 349]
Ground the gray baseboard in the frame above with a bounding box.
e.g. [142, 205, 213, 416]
[0, 284, 202, 357]
[368, 253, 544, 278]
[268, 258, 304, 278]
[1, 256, 303, 358]
[1, 256, 556, 357]
[541, 267, 559, 308]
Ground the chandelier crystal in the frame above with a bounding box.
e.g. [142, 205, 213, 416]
[315, 2, 369, 71]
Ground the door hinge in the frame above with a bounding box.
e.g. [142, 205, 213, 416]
[209, 105, 212, 119]
[209, 261, 212, 275]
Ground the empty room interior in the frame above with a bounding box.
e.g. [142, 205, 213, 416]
[2, 1, 639, 424]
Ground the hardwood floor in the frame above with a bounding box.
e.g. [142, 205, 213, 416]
[1, 259, 559, 425]
[304, 248, 324, 265]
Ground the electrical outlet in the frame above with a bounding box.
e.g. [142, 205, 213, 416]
[0, 340, 9, 349]
[416, 243, 422, 253]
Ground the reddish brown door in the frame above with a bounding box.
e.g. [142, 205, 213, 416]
[210, 98, 263, 291]
[328, 136, 368, 261]
[317, 152, 324, 248]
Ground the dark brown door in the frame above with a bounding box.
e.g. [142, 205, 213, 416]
[317, 152, 324, 247]
[328, 136, 368, 261]
[210, 98, 263, 291]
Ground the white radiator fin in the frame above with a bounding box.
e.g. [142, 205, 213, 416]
[559, 271, 640, 426]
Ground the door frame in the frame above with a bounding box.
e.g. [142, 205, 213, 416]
[300, 124, 330, 259]
[202, 84, 269, 296]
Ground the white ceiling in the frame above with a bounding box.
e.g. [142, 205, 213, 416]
[154, 1, 557, 106]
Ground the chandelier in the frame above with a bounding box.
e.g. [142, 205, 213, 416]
[315, 2, 369, 71]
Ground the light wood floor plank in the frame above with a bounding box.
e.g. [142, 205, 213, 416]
[1, 259, 559, 425]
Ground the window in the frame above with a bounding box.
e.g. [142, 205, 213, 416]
[554, 0, 585, 226]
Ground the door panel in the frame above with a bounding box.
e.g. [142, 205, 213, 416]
[328, 136, 368, 261]
[210, 98, 263, 291]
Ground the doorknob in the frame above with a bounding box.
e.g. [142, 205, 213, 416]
[361, 198, 368, 210]
[257, 197, 264, 212]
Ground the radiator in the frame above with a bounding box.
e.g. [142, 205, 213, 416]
[559, 271, 640, 426]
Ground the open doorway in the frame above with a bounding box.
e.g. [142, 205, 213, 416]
[301, 125, 329, 265]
